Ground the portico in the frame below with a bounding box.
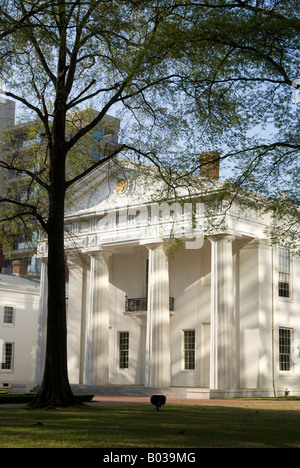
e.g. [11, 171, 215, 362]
[36, 232, 243, 394]
[66, 240, 173, 389]
[34, 161, 300, 398]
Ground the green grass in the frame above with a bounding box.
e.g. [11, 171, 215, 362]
[1, 399, 300, 448]
[0, 392, 93, 404]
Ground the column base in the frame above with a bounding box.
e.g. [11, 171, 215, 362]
[209, 388, 277, 399]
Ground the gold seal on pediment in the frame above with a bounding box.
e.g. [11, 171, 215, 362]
[115, 178, 128, 194]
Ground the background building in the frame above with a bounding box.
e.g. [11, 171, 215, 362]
[0, 100, 120, 277]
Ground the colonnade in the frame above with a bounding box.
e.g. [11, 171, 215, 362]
[35, 235, 238, 391]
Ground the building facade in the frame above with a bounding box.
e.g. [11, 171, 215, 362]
[35, 159, 300, 398]
[0, 274, 40, 390]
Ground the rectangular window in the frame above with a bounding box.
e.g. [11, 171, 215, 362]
[278, 248, 290, 298]
[3, 306, 14, 325]
[184, 330, 195, 370]
[119, 332, 129, 369]
[1, 343, 13, 370]
[279, 328, 291, 371]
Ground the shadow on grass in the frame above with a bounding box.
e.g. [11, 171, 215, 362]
[0, 402, 300, 448]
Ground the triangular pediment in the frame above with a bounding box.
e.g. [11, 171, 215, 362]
[63, 158, 208, 251]
[33, 157, 271, 259]
[65, 158, 158, 219]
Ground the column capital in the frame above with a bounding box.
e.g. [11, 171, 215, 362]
[208, 234, 236, 243]
[88, 249, 112, 267]
[66, 251, 90, 271]
[89, 247, 112, 258]
[238, 238, 272, 250]
[139, 239, 163, 250]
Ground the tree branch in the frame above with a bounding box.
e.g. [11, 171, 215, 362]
[0, 160, 50, 192]
[65, 143, 126, 189]
[65, 79, 129, 152]
[0, 197, 48, 232]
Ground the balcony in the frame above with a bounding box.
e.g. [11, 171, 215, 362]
[125, 296, 175, 315]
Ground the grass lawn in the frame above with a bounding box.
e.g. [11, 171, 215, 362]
[1, 399, 300, 448]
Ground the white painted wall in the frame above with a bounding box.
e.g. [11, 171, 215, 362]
[109, 249, 146, 385]
[0, 276, 39, 388]
[169, 246, 210, 387]
[273, 250, 300, 395]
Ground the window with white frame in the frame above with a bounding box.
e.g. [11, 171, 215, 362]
[1, 343, 14, 371]
[119, 332, 129, 369]
[3, 306, 15, 325]
[183, 330, 195, 370]
[279, 328, 292, 371]
[278, 248, 291, 298]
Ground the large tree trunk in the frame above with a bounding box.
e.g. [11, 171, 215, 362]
[29, 5, 77, 407]
[30, 138, 76, 408]
[30, 216, 75, 407]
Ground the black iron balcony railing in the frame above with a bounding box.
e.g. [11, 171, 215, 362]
[125, 296, 175, 313]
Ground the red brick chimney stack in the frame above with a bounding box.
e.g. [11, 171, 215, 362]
[12, 259, 28, 276]
[200, 151, 220, 179]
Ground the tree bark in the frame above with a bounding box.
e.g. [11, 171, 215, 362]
[29, 155, 75, 408]
[29, 92, 76, 407]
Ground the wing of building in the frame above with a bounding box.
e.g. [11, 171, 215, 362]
[34, 156, 300, 398]
[0, 274, 39, 391]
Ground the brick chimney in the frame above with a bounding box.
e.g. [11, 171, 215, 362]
[12, 259, 28, 276]
[200, 151, 220, 178]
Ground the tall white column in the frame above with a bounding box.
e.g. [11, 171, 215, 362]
[67, 252, 87, 384]
[210, 235, 237, 390]
[145, 243, 171, 388]
[34, 258, 48, 385]
[85, 250, 111, 386]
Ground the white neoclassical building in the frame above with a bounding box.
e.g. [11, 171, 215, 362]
[35, 158, 300, 398]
